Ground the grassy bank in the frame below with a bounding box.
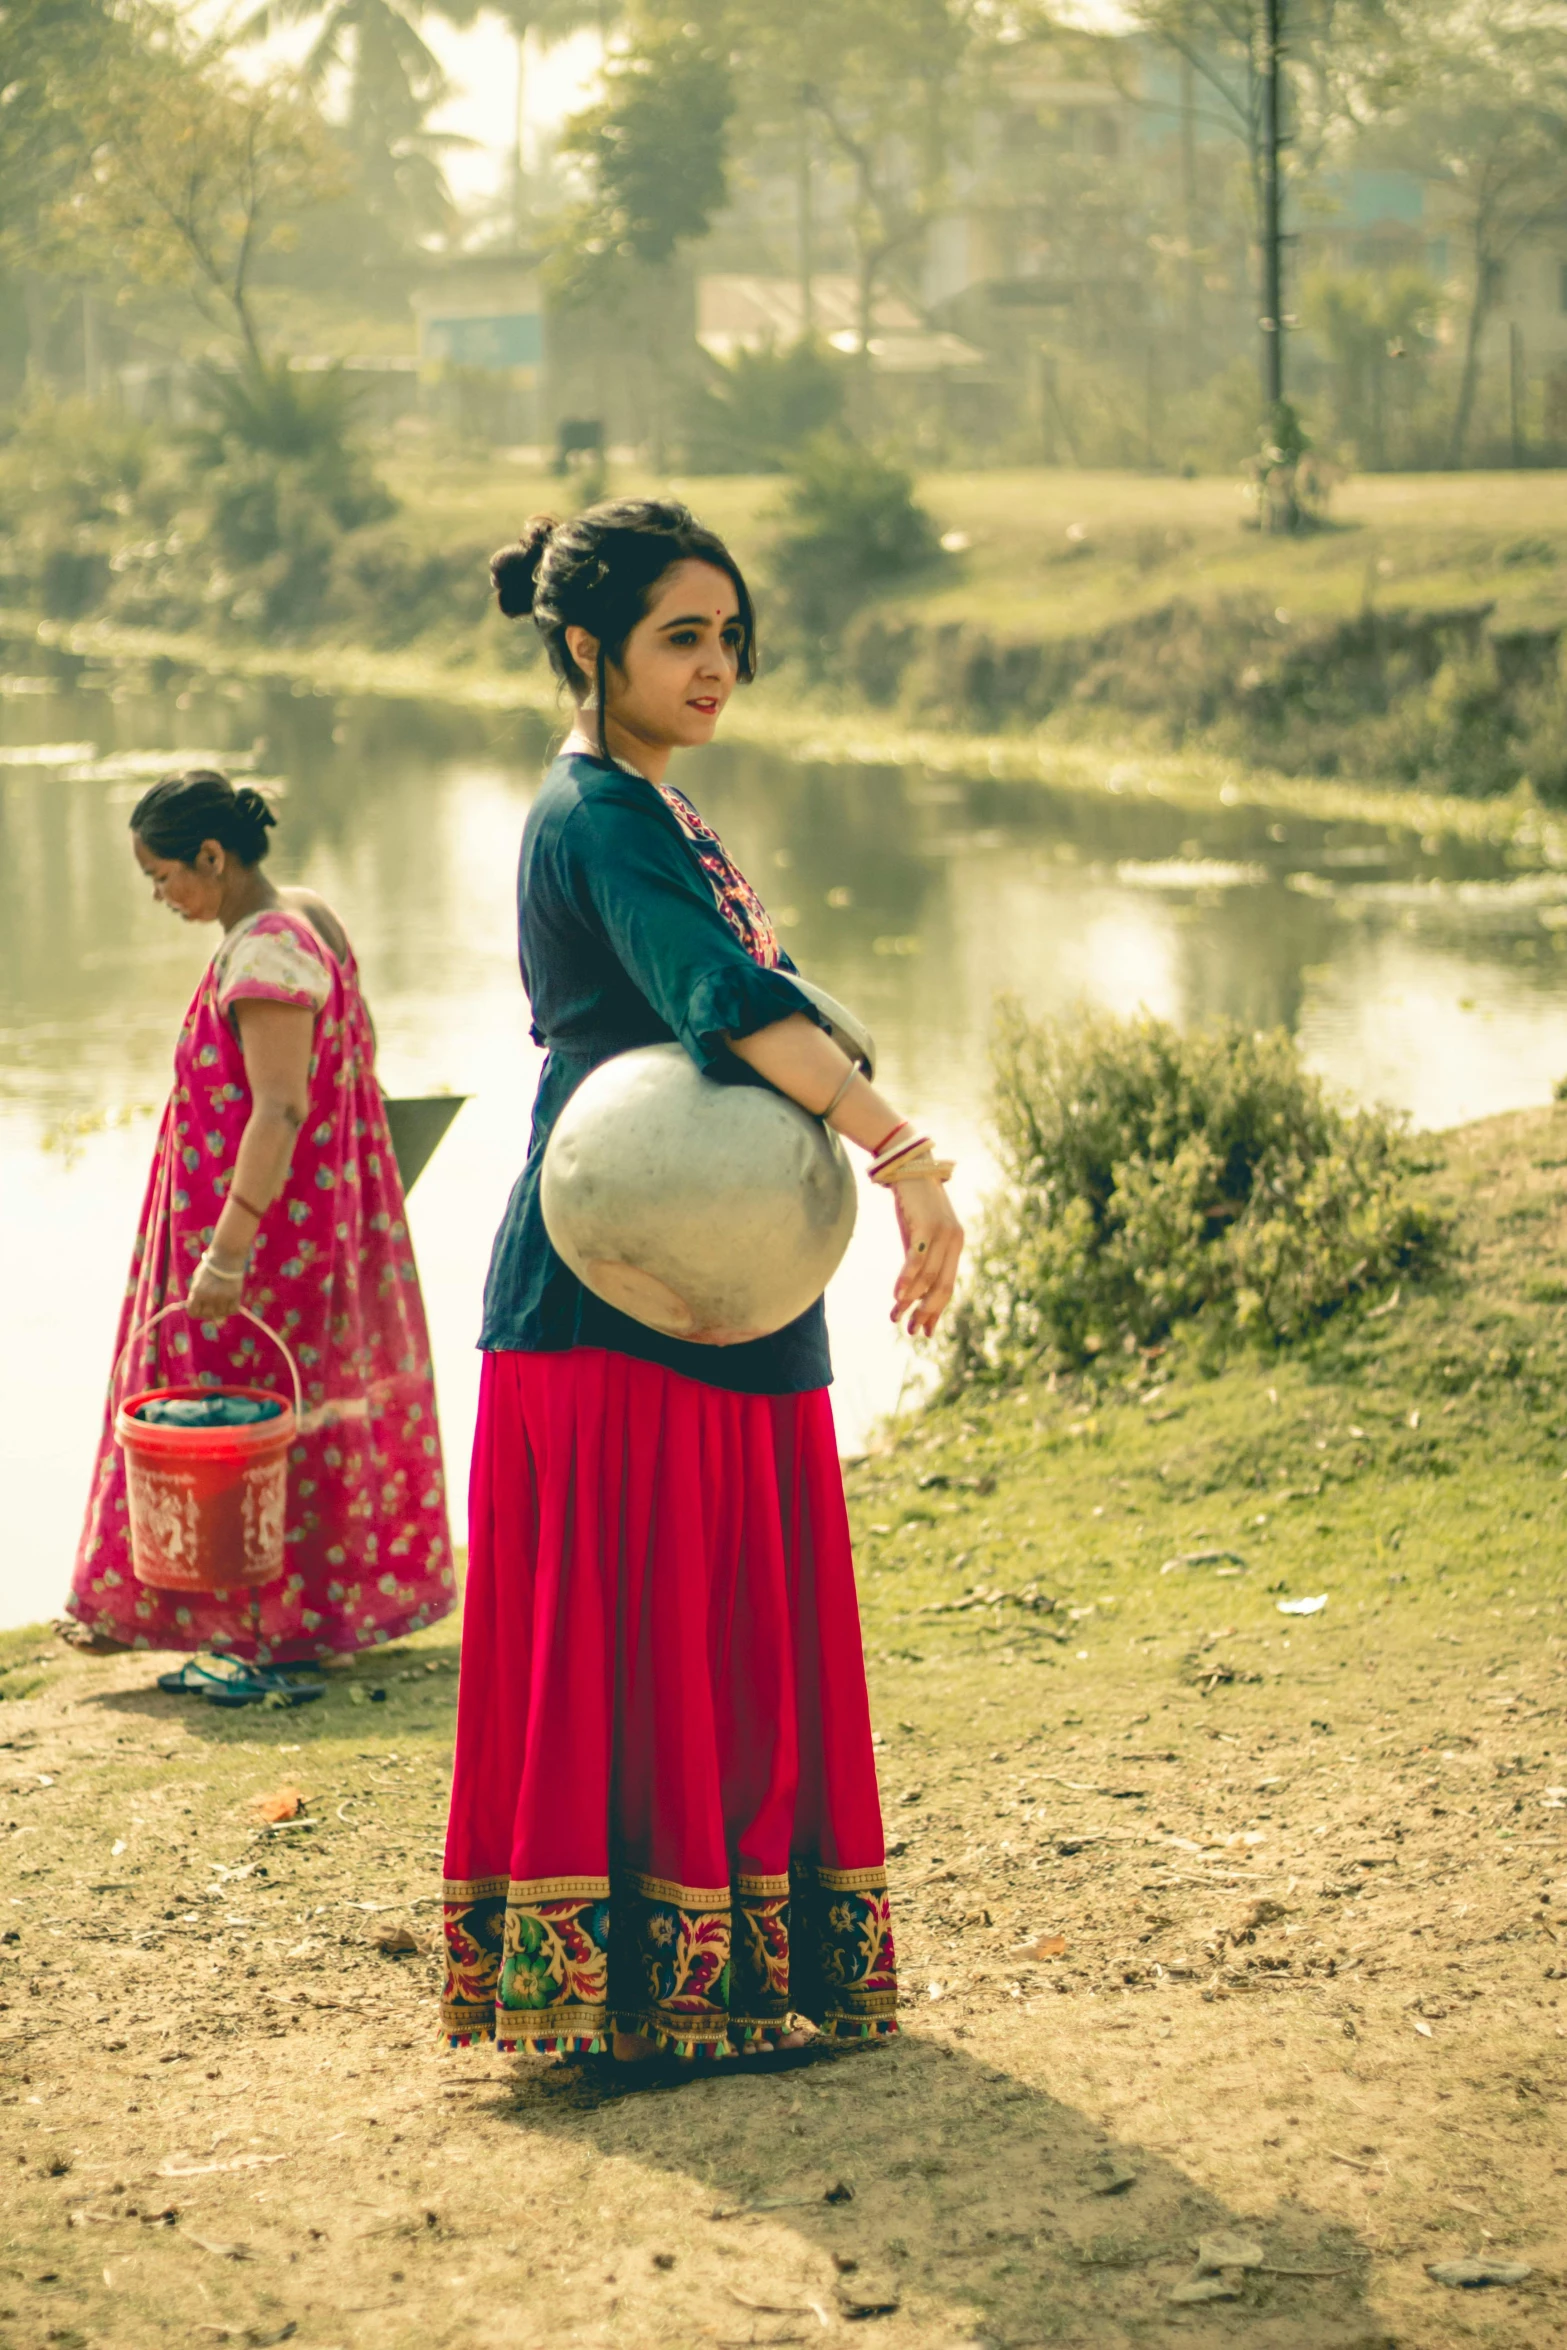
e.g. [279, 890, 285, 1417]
[10, 452, 1567, 811]
[4, 1104, 1565, 2347]
[10, 598, 1567, 866]
[390, 458, 1567, 795]
[378, 457, 1567, 647]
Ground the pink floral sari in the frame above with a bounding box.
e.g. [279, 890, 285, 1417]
[70, 907, 455, 1663]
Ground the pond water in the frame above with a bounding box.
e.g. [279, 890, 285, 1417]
[7, 647, 1567, 1630]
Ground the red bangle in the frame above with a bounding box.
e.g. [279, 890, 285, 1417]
[229, 1190, 268, 1222]
[872, 1133, 929, 1172]
[870, 1121, 909, 1156]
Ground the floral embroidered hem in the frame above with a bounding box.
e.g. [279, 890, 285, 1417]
[442, 1862, 897, 2056]
[441, 1350, 898, 2060]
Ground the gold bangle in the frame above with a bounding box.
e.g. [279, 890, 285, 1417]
[820, 1064, 859, 1121]
[871, 1152, 955, 1187]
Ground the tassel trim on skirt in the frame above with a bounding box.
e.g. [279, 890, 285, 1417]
[441, 1347, 897, 2056]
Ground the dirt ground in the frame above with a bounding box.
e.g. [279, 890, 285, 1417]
[3, 1615, 1562, 2350]
[5, 1109, 1567, 2350]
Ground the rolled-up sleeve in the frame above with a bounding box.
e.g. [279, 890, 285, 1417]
[564, 795, 823, 1070]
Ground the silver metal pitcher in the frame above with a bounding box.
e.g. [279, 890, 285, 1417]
[541, 981, 873, 1345]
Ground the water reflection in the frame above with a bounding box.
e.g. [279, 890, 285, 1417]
[5, 646, 1567, 1628]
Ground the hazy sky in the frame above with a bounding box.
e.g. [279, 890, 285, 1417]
[415, 2, 1130, 213]
[423, 21, 604, 209]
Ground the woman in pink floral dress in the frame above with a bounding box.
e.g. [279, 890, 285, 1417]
[67, 769, 454, 1665]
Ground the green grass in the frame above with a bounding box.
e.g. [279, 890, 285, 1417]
[852, 1098, 1567, 1689]
[13, 455, 1567, 825]
[5, 1105, 1566, 2348]
[361, 455, 1567, 803]
[383, 453, 1567, 644]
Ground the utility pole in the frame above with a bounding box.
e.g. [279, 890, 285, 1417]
[1260, 0, 1285, 412]
[1180, 55, 1201, 388]
[512, 25, 529, 249]
[797, 95, 814, 339]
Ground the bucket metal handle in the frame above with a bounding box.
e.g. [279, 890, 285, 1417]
[111, 1300, 304, 1427]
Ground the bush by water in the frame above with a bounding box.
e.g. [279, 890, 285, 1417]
[767, 433, 944, 656]
[944, 1003, 1447, 1389]
[0, 367, 490, 645]
[843, 595, 1567, 801]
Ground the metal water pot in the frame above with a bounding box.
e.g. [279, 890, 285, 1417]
[541, 981, 873, 1346]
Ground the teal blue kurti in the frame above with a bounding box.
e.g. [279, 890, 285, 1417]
[479, 750, 832, 1394]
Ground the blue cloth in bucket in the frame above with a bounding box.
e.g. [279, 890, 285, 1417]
[133, 1394, 285, 1428]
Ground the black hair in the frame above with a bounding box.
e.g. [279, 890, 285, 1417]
[129, 769, 277, 866]
[490, 498, 757, 760]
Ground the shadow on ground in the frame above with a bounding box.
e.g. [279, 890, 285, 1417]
[453, 2032, 1385, 2349]
[72, 1629, 463, 1737]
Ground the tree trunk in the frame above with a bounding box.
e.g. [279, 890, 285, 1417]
[851, 245, 877, 435]
[647, 274, 667, 470]
[1449, 244, 1495, 470]
[22, 274, 52, 388]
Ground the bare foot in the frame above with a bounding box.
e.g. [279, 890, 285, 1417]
[739, 2029, 812, 2058]
[52, 1621, 127, 1656]
[610, 2029, 660, 2063]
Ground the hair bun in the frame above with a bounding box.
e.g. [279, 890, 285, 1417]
[233, 785, 277, 833]
[491, 514, 557, 619]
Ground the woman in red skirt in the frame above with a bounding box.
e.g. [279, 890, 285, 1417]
[441, 501, 963, 2061]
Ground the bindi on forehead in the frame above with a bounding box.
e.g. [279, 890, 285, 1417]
[657, 605, 738, 631]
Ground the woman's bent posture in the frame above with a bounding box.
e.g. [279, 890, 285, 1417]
[68, 770, 453, 1663]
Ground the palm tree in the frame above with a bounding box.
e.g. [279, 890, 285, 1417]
[240, 0, 610, 251]
[485, 0, 614, 245]
[240, 0, 461, 242]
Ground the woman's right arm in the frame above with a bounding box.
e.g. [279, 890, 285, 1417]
[726, 1015, 964, 1338]
[188, 999, 314, 1322]
[574, 799, 964, 1336]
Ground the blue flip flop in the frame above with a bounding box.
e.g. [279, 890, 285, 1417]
[202, 1654, 328, 1710]
[157, 1657, 254, 1696]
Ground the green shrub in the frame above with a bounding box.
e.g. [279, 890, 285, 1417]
[767, 430, 942, 657]
[0, 397, 173, 616]
[0, 396, 157, 531]
[943, 1002, 1448, 1389]
[183, 359, 394, 631]
[685, 339, 846, 473]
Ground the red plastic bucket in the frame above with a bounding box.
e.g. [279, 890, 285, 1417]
[112, 1306, 301, 1594]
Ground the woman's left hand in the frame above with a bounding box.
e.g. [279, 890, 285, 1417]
[891, 1177, 965, 1338]
[187, 1257, 245, 1324]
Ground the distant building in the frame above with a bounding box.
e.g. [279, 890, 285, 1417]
[410, 262, 544, 378]
[697, 274, 986, 377]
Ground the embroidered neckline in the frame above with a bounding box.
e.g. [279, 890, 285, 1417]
[560, 735, 780, 971]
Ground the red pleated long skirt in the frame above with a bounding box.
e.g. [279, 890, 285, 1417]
[440, 1348, 897, 2055]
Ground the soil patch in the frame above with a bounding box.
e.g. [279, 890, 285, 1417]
[4, 1108, 1567, 2347]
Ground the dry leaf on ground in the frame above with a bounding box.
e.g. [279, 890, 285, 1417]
[1091, 2156, 1139, 2195]
[1170, 2275, 1242, 2304]
[1427, 2259, 1533, 2288]
[374, 1925, 426, 1957]
[158, 2153, 291, 2178]
[837, 2272, 902, 2318]
[1012, 1933, 1068, 1960]
[1196, 2232, 1265, 2272]
[247, 1785, 304, 1824]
